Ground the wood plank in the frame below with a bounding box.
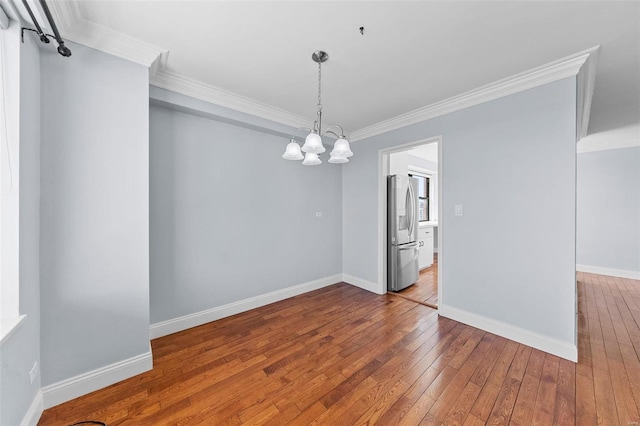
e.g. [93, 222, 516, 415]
[239, 404, 279, 425]
[286, 401, 326, 426]
[575, 372, 597, 426]
[553, 358, 576, 426]
[485, 376, 520, 425]
[470, 336, 508, 387]
[352, 379, 411, 425]
[429, 331, 494, 422]
[619, 343, 640, 413]
[397, 392, 436, 426]
[509, 373, 541, 426]
[309, 377, 379, 425]
[531, 354, 559, 426]
[462, 413, 486, 426]
[469, 382, 501, 421]
[590, 343, 621, 425]
[385, 366, 441, 424]
[442, 381, 482, 426]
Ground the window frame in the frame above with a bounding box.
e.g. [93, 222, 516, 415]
[409, 171, 430, 222]
[0, 21, 26, 345]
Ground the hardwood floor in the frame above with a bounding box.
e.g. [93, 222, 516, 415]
[39, 272, 640, 425]
[394, 254, 439, 308]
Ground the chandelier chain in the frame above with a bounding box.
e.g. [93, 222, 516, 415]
[317, 59, 322, 110]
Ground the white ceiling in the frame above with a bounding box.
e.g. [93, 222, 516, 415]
[16, 1, 640, 145]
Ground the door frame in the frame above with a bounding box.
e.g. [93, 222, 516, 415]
[377, 135, 443, 306]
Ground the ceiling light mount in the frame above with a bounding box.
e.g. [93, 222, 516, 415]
[311, 50, 329, 63]
[282, 50, 353, 166]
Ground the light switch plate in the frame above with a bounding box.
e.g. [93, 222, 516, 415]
[455, 204, 463, 216]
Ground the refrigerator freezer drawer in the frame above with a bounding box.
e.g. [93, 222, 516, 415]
[388, 242, 419, 292]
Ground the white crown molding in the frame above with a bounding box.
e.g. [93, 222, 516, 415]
[47, 1, 167, 68]
[350, 46, 601, 142]
[150, 70, 312, 130]
[41, 0, 79, 30]
[576, 46, 600, 140]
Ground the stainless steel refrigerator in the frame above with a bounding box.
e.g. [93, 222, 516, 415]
[387, 175, 419, 291]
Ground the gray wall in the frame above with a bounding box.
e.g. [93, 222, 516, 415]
[149, 105, 343, 324]
[577, 146, 640, 273]
[0, 27, 41, 426]
[39, 42, 150, 386]
[343, 78, 577, 345]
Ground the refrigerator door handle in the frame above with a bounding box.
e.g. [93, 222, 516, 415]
[412, 183, 417, 236]
[406, 185, 412, 237]
[407, 182, 415, 237]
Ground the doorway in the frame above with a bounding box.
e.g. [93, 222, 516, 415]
[377, 136, 443, 308]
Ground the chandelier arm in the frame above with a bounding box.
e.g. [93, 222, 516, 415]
[323, 125, 346, 138]
[291, 127, 313, 139]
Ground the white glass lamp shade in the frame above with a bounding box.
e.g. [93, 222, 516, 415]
[330, 137, 353, 158]
[302, 152, 322, 166]
[328, 155, 348, 164]
[282, 140, 303, 160]
[301, 132, 325, 154]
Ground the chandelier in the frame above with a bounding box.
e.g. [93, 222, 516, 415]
[282, 51, 353, 165]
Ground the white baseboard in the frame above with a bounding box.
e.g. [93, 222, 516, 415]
[576, 264, 640, 280]
[342, 274, 383, 295]
[42, 347, 153, 409]
[439, 305, 577, 362]
[20, 390, 43, 426]
[150, 274, 342, 339]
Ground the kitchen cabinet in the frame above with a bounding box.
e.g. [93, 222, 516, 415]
[418, 226, 434, 269]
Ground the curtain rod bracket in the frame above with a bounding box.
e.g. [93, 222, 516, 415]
[21, 0, 71, 57]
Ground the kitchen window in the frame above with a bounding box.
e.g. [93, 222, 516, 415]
[409, 173, 429, 222]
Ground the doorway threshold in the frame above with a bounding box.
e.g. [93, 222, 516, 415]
[389, 292, 438, 310]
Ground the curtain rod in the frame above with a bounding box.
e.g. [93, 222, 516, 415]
[21, 0, 71, 57]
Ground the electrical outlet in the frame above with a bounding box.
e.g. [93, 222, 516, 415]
[29, 362, 38, 384]
[315, 212, 323, 218]
[454, 204, 463, 217]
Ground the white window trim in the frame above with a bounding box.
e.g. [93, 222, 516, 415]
[0, 315, 26, 345]
[0, 20, 23, 345]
